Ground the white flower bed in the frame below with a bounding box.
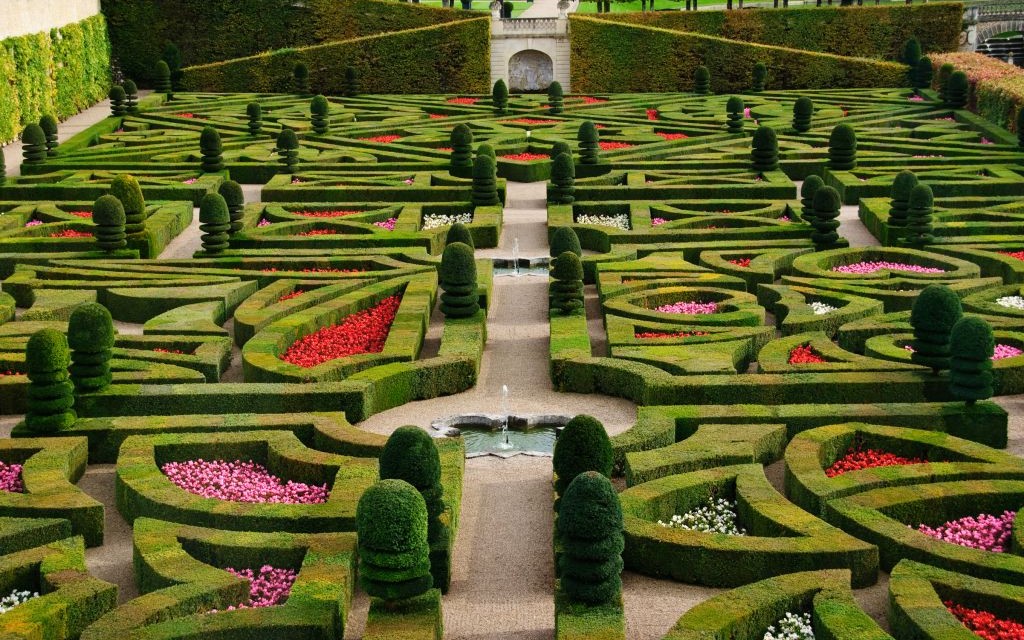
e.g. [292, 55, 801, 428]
[422, 213, 472, 230]
[575, 214, 630, 230]
[658, 497, 746, 536]
[0, 588, 38, 614]
[764, 611, 815, 640]
[808, 301, 838, 315]
[997, 295, 1024, 310]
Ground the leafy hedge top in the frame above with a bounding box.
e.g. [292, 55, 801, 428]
[310, 94, 329, 116]
[440, 242, 477, 286]
[92, 195, 126, 227]
[891, 170, 919, 200]
[277, 128, 299, 150]
[445, 222, 474, 249]
[356, 479, 427, 552]
[26, 328, 71, 372]
[218, 180, 244, 208]
[813, 184, 841, 213]
[559, 471, 623, 539]
[379, 426, 441, 491]
[553, 414, 613, 495]
[801, 174, 824, 200]
[951, 316, 994, 359]
[911, 284, 962, 332]
[451, 123, 473, 146]
[67, 303, 115, 351]
[830, 123, 857, 149]
[551, 251, 584, 282]
[551, 227, 582, 258]
[908, 183, 933, 210]
[21, 124, 45, 146]
[39, 115, 58, 136]
[199, 193, 230, 225]
[110, 174, 145, 215]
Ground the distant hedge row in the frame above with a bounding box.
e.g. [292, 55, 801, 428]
[101, 0, 476, 84]
[569, 16, 907, 94]
[182, 19, 490, 95]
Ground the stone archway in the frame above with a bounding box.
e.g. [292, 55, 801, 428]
[978, 21, 1024, 44]
[507, 50, 554, 93]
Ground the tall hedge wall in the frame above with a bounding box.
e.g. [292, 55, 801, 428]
[569, 16, 907, 93]
[181, 19, 491, 95]
[592, 3, 963, 60]
[0, 14, 110, 144]
[101, 0, 479, 85]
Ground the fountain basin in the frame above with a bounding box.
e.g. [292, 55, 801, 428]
[431, 414, 570, 458]
[492, 257, 550, 278]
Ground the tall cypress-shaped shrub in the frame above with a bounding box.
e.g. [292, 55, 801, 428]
[110, 174, 147, 237]
[548, 81, 564, 115]
[946, 72, 968, 109]
[218, 180, 245, 234]
[888, 170, 919, 230]
[910, 284, 962, 374]
[938, 63, 955, 102]
[800, 175, 824, 224]
[476, 143, 496, 162]
[450, 124, 473, 172]
[950, 317, 995, 405]
[471, 155, 499, 207]
[154, 61, 173, 100]
[199, 127, 224, 173]
[726, 96, 745, 134]
[578, 121, 600, 165]
[550, 251, 584, 315]
[550, 227, 582, 258]
[357, 480, 433, 602]
[693, 66, 711, 94]
[246, 103, 262, 136]
[810, 186, 841, 251]
[124, 80, 140, 115]
[492, 79, 509, 114]
[551, 140, 572, 160]
[67, 303, 115, 394]
[792, 97, 813, 133]
[24, 329, 76, 433]
[109, 86, 127, 117]
[343, 66, 359, 97]
[445, 222, 475, 249]
[293, 63, 310, 95]
[39, 115, 58, 156]
[549, 152, 575, 205]
[163, 42, 184, 90]
[558, 472, 624, 605]
[904, 183, 934, 248]
[915, 56, 933, 92]
[828, 124, 857, 170]
[902, 38, 922, 68]
[277, 129, 300, 172]
[439, 242, 480, 318]
[21, 124, 47, 166]
[552, 415, 613, 499]
[310, 95, 330, 135]
[752, 62, 767, 92]
[92, 195, 127, 252]
[379, 427, 445, 545]
[199, 193, 231, 255]
[750, 126, 778, 172]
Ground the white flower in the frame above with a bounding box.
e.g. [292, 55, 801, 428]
[808, 301, 838, 315]
[422, 212, 473, 230]
[658, 498, 746, 536]
[997, 295, 1024, 310]
[764, 611, 815, 640]
[575, 214, 630, 230]
[0, 589, 38, 613]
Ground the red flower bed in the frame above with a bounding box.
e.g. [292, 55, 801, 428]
[175, 113, 199, 118]
[50, 230, 91, 238]
[0, 370, 24, 377]
[428, 113, 448, 119]
[946, 601, 1024, 640]
[261, 267, 363, 274]
[297, 229, 339, 237]
[729, 258, 752, 268]
[635, 330, 709, 339]
[153, 347, 190, 355]
[825, 446, 925, 477]
[359, 135, 401, 144]
[281, 295, 401, 367]
[500, 152, 549, 161]
[789, 344, 827, 364]
[657, 132, 689, 140]
[293, 210, 361, 218]
[446, 97, 478, 105]
[277, 290, 305, 303]
[436, 147, 453, 152]
[500, 118, 560, 125]
[646, 109, 659, 120]
[68, 211, 92, 218]
[599, 141, 634, 150]
[581, 96, 607, 104]
[999, 251, 1024, 261]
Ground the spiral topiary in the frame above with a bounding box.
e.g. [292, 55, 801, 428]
[751, 62, 767, 92]
[445, 222, 475, 250]
[154, 61, 173, 100]
[492, 79, 509, 114]
[693, 66, 711, 95]
[109, 86, 127, 117]
[218, 180, 245, 234]
[277, 128, 300, 172]
[578, 121, 600, 165]
[888, 170, 919, 230]
[915, 56, 933, 92]
[750, 125, 778, 172]
[799, 174, 824, 224]
[471, 154, 499, 207]
[548, 81, 564, 115]
[67, 303, 115, 393]
[450, 124, 473, 172]
[21, 124, 47, 165]
[553, 415, 613, 498]
[293, 62, 310, 95]
[558, 471, 623, 606]
[343, 66, 359, 97]
[199, 126, 223, 173]
[25, 328, 76, 433]
[123, 80, 139, 115]
[810, 185, 841, 251]
[792, 97, 813, 133]
[946, 71, 968, 109]
[550, 251, 584, 315]
[938, 63, 954, 103]
[550, 226, 582, 258]
[828, 124, 857, 170]
[199, 193, 231, 254]
[904, 183, 934, 248]
[725, 96, 744, 134]
[910, 284, 963, 374]
[310, 95, 330, 135]
[246, 102, 262, 136]
[949, 316, 995, 405]
[380, 426, 445, 544]
[110, 174, 147, 237]
[439, 242, 480, 318]
[39, 115, 59, 157]
[549, 152, 575, 205]
[357, 479, 432, 602]
[92, 195, 127, 253]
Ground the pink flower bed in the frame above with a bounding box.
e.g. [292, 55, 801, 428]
[635, 330, 708, 339]
[500, 119, 559, 125]
[651, 218, 668, 226]
[994, 344, 1023, 359]
[916, 510, 1016, 552]
[655, 301, 719, 314]
[0, 462, 24, 493]
[24, 220, 42, 228]
[257, 218, 271, 227]
[500, 152, 549, 161]
[281, 294, 401, 367]
[296, 229, 338, 237]
[373, 218, 397, 231]
[294, 210, 361, 218]
[161, 459, 329, 504]
[831, 261, 945, 275]
[211, 565, 298, 612]
[182, 178, 199, 185]
[908, 95, 925, 102]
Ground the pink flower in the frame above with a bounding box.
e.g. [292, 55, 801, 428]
[0, 462, 24, 493]
[831, 261, 945, 275]
[162, 459, 329, 504]
[654, 301, 718, 314]
[916, 510, 1015, 552]
[210, 565, 298, 612]
[373, 217, 397, 231]
[743, 107, 751, 118]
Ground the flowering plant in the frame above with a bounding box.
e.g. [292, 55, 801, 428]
[0, 461, 24, 493]
[997, 295, 1024, 310]
[809, 301, 838, 315]
[50, 230, 92, 238]
[161, 459, 329, 504]
[210, 565, 298, 611]
[763, 611, 815, 640]
[646, 108, 658, 120]
[281, 295, 400, 367]
[789, 344, 827, 364]
[655, 301, 718, 315]
[575, 213, 629, 230]
[68, 211, 92, 218]
[946, 601, 1024, 640]
[658, 497, 746, 536]
[598, 141, 633, 150]
[916, 510, 1016, 552]
[635, 330, 709, 339]
[831, 261, 945, 275]
[0, 589, 37, 614]
[500, 152, 549, 161]
[446, 97, 478, 105]
[422, 213, 472, 230]
[374, 217, 397, 231]
[656, 132, 688, 140]
[825, 446, 924, 477]
[500, 119, 559, 125]
[294, 210, 361, 218]
[359, 135, 401, 144]
[728, 258, 752, 268]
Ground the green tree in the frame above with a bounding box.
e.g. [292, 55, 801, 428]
[246, 103, 262, 136]
[810, 185, 841, 251]
[109, 86, 127, 117]
[550, 251, 584, 315]
[199, 193, 231, 254]
[21, 124, 47, 165]
[162, 42, 184, 90]
[199, 126, 224, 173]
[551, 140, 572, 160]
[910, 284, 963, 374]
[39, 115, 58, 156]
[949, 316, 995, 405]
[450, 124, 474, 172]
[471, 154, 499, 207]
[218, 180, 245, 234]
[293, 62, 310, 95]
[357, 479, 433, 602]
[343, 66, 359, 97]
[693, 66, 711, 95]
[750, 125, 779, 172]
[476, 143, 495, 162]
[548, 81, 564, 115]
[310, 95, 330, 135]
[888, 170, 919, 231]
[578, 121, 600, 165]
[726, 96, 745, 134]
[549, 152, 575, 205]
[380, 427, 445, 545]
[492, 79, 509, 114]
[67, 303, 115, 393]
[902, 37, 922, 68]
[937, 63, 954, 102]
[110, 174, 147, 237]
[445, 222, 475, 249]
[752, 62, 768, 92]
[903, 183, 934, 248]
[792, 97, 813, 133]
[277, 128, 300, 172]
[915, 56, 933, 93]
[154, 60, 173, 100]
[550, 226, 582, 258]
[92, 195, 127, 252]
[558, 472, 623, 605]
[945, 71, 968, 109]
[123, 80, 140, 115]
[439, 242, 480, 318]
[828, 124, 857, 170]
[800, 175, 824, 224]
[24, 329, 76, 433]
[552, 415, 613, 498]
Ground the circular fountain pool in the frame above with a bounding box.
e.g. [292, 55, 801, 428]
[431, 414, 570, 458]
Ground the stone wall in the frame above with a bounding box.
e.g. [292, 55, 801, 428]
[0, 0, 101, 39]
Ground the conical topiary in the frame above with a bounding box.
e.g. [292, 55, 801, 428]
[551, 140, 572, 160]
[946, 71, 968, 109]
[752, 62, 767, 92]
[39, 115, 58, 157]
[915, 56, 933, 92]
[471, 154, 499, 207]
[199, 193, 231, 254]
[550, 251, 584, 315]
[123, 80, 139, 115]
[937, 63, 954, 103]
[548, 81, 564, 115]
[199, 126, 223, 173]
[492, 79, 509, 114]
[904, 183, 934, 248]
[109, 85, 127, 117]
[726, 96, 744, 134]
[552, 415, 613, 499]
[910, 284, 963, 374]
[750, 125, 779, 172]
[310, 95, 330, 135]
[21, 124, 47, 165]
[154, 60, 173, 99]
[439, 242, 480, 318]
[903, 37, 922, 69]
[24, 328, 76, 433]
[558, 472, 624, 605]
[888, 170, 919, 230]
[450, 124, 473, 172]
[693, 66, 711, 95]
[828, 123, 857, 170]
[110, 174, 147, 237]
[549, 152, 575, 205]
[550, 226, 582, 258]
[380, 426, 445, 545]
[92, 195, 127, 252]
[246, 102, 262, 136]
[800, 174, 824, 224]
[343, 66, 359, 97]
[445, 222, 475, 249]
[219, 180, 245, 234]
[810, 185, 841, 251]
[357, 479, 433, 602]
[277, 128, 300, 172]
[792, 97, 813, 133]
[578, 121, 600, 165]
[949, 316, 995, 405]
[476, 143, 495, 162]
[293, 62, 310, 95]
[67, 303, 115, 393]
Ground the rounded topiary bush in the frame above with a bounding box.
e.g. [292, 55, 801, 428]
[109, 174, 146, 237]
[904, 183, 934, 248]
[550, 251, 584, 315]
[109, 85, 127, 117]
[154, 60, 173, 98]
[938, 63, 955, 102]
[246, 102, 262, 136]
[21, 124, 47, 165]
[218, 180, 245, 234]
[578, 121, 600, 165]
[277, 128, 299, 172]
[199, 126, 224, 173]
[439, 242, 480, 318]
[810, 185, 841, 251]
[39, 115, 58, 156]
[67, 303, 115, 393]
[198, 193, 231, 255]
[693, 66, 710, 95]
[553, 415, 613, 498]
[343, 66, 359, 97]
[492, 79, 509, 114]
[25, 328, 76, 433]
[310, 95, 330, 135]
[551, 140, 572, 160]
[946, 71, 968, 109]
[471, 154, 499, 207]
[752, 62, 767, 92]
[726, 96, 745, 134]
[123, 80, 139, 115]
[92, 195, 127, 252]
[888, 170, 919, 230]
[910, 284, 963, 374]
[915, 56, 933, 92]
[828, 124, 857, 170]
[902, 37, 922, 68]
[750, 125, 778, 172]
[450, 124, 474, 172]
[357, 479, 432, 602]
[380, 426, 445, 543]
[548, 81, 564, 115]
[293, 62, 310, 95]
[445, 222, 475, 250]
[550, 226, 582, 258]
[792, 97, 813, 133]
[549, 152, 575, 205]
[800, 174, 824, 224]
[558, 471, 624, 606]
[950, 316, 995, 405]
[476, 143, 496, 162]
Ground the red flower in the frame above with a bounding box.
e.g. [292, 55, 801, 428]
[581, 96, 607, 104]
[500, 118, 560, 125]
[999, 250, 1024, 261]
[946, 601, 1024, 640]
[153, 347, 189, 355]
[635, 330, 709, 339]
[729, 258, 752, 268]
[296, 229, 339, 237]
[428, 113, 448, 119]
[437, 147, 453, 152]
[599, 141, 634, 150]
[500, 152, 549, 161]
[360, 135, 401, 144]
[277, 290, 306, 303]
[646, 109, 659, 121]
[293, 210, 361, 218]
[281, 295, 401, 368]
[656, 132, 688, 140]
[825, 446, 924, 477]
[788, 344, 827, 364]
[50, 230, 91, 238]
[68, 211, 92, 218]
[446, 97, 479, 105]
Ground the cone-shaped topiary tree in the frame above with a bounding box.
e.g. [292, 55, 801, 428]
[25, 328, 76, 433]
[450, 124, 473, 172]
[938, 63, 954, 103]
[800, 174, 824, 224]
[810, 185, 841, 251]
[471, 154, 499, 207]
[693, 66, 711, 95]
[550, 251, 584, 315]
[110, 174, 147, 237]
[380, 426, 445, 545]
[828, 124, 857, 170]
[277, 128, 300, 172]
[578, 121, 600, 165]
[218, 180, 245, 234]
[752, 62, 767, 92]
[310, 95, 330, 135]
[154, 60, 173, 100]
[904, 183, 934, 248]
[903, 37, 922, 69]
[750, 125, 779, 172]
[92, 195, 127, 253]
[950, 316, 995, 405]
[792, 97, 813, 133]
[109, 85, 127, 117]
[343, 66, 359, 97]
[888, 170, 919, 230]
[199, 193, 231, 254]
[549, 152, 575, 205]
[726, 96, 745, 134]
[551, 140, 572, 160]
[21, 124, 47, 165]
[946, 71, 968, 109]
[439, 242, 480, 318]
[357, 479, 433, 602]
[910, 284, 962, 374]
[915, 56, 933, 93]
[476, 143, 495, 162]
[551, 226, 582, 258]
[246, 102, 262, 136]
[39, 115, 58, 156]
[67, 303, 115, 393]
[558, 471, 624, 606]
[492, 79, 509, 114]
[123, 80, 139, 115]
[199, 126, 223, 173]
[548, 81, 564, 115]
[553, 415, 613, 498]
[293, 62, 310, 95]
[445, 222, 475, 249]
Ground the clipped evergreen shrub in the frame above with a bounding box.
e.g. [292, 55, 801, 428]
[937, 63, 954, 102]
[277, 128, 300, 172]
[792, 97, 813, 133]
[198, 193, 231, 255]
[750, 125, 779, 172]
[904, 183, 934, 248]
[549, 81, 564, 115]
[67, 303, 115, 394]
[828, 123, 857, 170]
[343, 66, 359, 97]
[1018, 109, 1024, 148]
[0, 148, 6, 186]
[471, 154, 499, 207]
[888, 170, 919, 229]
[110, 174, 146, 237]
[25, 328, 76, 433]
[163, 42, 184, 90]
[21, 124, 47, 165]
[492, 79, 509, 114]
[357, 479, 432, 602]
[551, 140, 572, 160]
[450, 124, 473, 172]
[578, 121, 600, 165]
[476, 143, 495, 162]
[549, 152, 576, 205]
[123, 80, 139, 115]
[550, 251, 584, 315]
[293, 62, 310, 95]
[553, 415, 613, 498]
[726, 96, 745, 134]
[439, 242, 480, 318]
[558, 471, 624, 606]
[92, 195, 127, 253]
[445, 222, 475, 249]
[800, 174, 824, 224]
[693, 65, 711, 94]
[946, 71, 968, 109]
[310, 95, 330, 135]
[218, 180, 245, 234]
[751, 62, 767, 92]
[902, 37, 921, 68]
[246, 102, 262, 136]
[910, 284, 963, 374]
[380, 426, 445, 544]
[915, 56, 933, 92]
[39, 115, 59, 157]
[199, 126, 224, 173]
[109, 85, 127, 117]
[154, 60, 172, 99]
[810, 185, 841, 251]
[551, 227, 582, 258]
[950, 317, 995, 405]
